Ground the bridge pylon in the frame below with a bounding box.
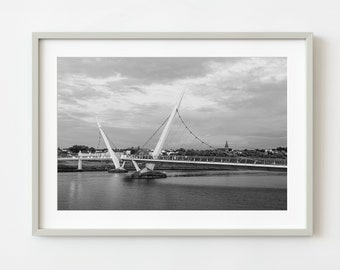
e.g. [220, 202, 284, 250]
[77, 151, 83, 170]
[130, 90, 184, 179]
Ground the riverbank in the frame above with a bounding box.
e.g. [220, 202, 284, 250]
[58, 160, 286, 172]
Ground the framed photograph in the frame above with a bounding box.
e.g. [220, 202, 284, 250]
[32, 32, 313, 236]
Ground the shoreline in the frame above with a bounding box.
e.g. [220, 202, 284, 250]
[58, 160, 287, 173]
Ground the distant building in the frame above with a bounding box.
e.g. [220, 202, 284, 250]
[58, 148, 72, 157]
[162, 149, 178, 156]
[225, 140, 229, 152]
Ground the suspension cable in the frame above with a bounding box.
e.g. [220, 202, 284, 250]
[96, 130, 101, 149]
[141, 114, 170, 149]
[176, 109, 217, 150]
[108, 136, 118, 150]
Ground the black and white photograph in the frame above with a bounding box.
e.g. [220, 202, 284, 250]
[57, 57, 287, 211]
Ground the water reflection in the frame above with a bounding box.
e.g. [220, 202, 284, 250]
[58, 170, 287, 210]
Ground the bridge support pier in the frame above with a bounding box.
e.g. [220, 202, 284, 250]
[77, 158, 82, 171]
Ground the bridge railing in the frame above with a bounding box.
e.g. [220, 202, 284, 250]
[58, 153, 112, 159]
[125, 154, 287, 166]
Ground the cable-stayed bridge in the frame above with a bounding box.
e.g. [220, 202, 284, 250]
[58, 152, 287, 171]
[58, 91, 287, 176]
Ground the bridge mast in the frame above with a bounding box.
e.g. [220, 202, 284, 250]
[96, 119, 121, 169]
[130, 90, 184, 176]
[152, 90, 184, 159]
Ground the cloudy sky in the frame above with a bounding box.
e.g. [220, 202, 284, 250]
[57, 57, 287, 150]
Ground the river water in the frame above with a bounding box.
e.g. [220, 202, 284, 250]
[58, 170, 287, 210]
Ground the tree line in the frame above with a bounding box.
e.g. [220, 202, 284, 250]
[59, 145, 287, 159]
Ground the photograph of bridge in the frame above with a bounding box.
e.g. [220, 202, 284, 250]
[57, 57, 287, 210]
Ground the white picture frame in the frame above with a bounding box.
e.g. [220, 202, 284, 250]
[32, 32, 313, 236]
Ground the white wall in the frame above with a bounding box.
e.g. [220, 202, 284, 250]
[0, 0, 339, 269]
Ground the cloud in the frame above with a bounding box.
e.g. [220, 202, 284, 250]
[58, 57, 217, 83]
[58, 57, 287, 149]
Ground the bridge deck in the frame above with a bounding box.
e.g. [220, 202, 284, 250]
[58, 156, 112, 161]
[122, 155, 287, 169]
[58, 155, 287, 169]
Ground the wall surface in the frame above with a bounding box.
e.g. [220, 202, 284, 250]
[0, 0, 339, 269]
